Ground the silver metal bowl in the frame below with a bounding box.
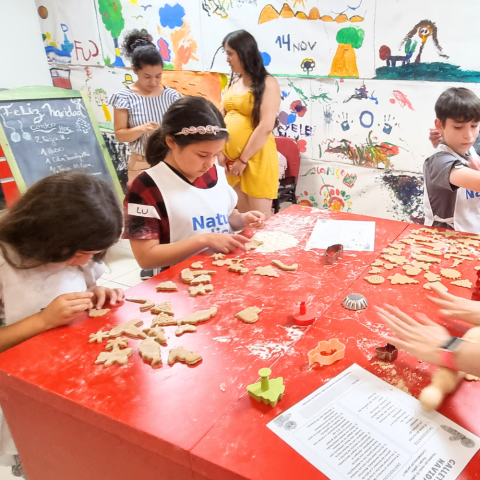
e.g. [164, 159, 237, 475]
[342, 293, 368, 310]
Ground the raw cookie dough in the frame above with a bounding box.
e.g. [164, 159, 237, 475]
[151, 302, 174, 316]
[451, 259, 464, 268]
[212, 258, 233, 267]
[189, 284, 214, 297]
[247, 231, 299, 253]
[271, 260, 298, 271]
[400, 238, 415, 245]
[143, 327, 167, 344]
[382, 255, 407, 265]
[413, 248, 442, 256]
[384, 263, 395, 270]
[254, 266, 280, 277]
[371, 259, 384, 267]
[89, 330, 110, 343]
[156, 281, 178, 292]
[402, 265, 422, 276]
[168, 346, 202, 365]
[458, 238, 480, 247]
[228, 263, 249, 274]
[190, 274, 212, 285]
[109, 319, 146, 339]
[125, 297, 155, 311]
[423, 282, 448, 292]
[175, 325, 197, 336]
[139, 337, 162, 366]
[424, 272, 441, 282]
[388, 243, 405, 250]
[89, 308, 110, 318]
[181, 269, 216, 284]
[440, 269, 461, 280]
[411, 261, 431, 271]
[369, 267, 382, 274]
[235, 306, 262, 323]
[151, 313, 178, 327]
[191, 261, 204, 269]
[106, 337, 128, 350]
[387, 274, 419, 285]
[451, 279, 473, 288]
[409, 234, 435, 242]
[444, 253, 473, 261]
[411, 253, 441, 263]
[246, 239, 264, 250]
[382, 248, 403, 256]
[177, 307, 218, 325]
[364, 275, 385, 285]
[95, 347, 133, 366]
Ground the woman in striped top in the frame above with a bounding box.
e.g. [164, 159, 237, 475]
[109, 29, 181, 185]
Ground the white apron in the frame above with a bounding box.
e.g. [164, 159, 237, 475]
[424, 144, 480, 233]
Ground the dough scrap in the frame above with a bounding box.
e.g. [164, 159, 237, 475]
[168, 346, 202, 365]
[175, 324, 197, 336]
[89, 308, 110, 318]
[382, 255, 407, 265]
[246, 239, 264, 251]
[384, 263, 395, 270]
[143, 327, 167, 344]
[369, 267, 382, 274]
[212, 258, 233, 267]
[190, 274, 212, 285]
[89, 330, 110, 343]
[228, 263, 249, 274]
[151, 313, 178, 327]
[235, 306, 262, 323]
[191, 261, 204, 269]
[105, 337, 129, 350]
[402, 265, 422, 276]
[211, 253, 225, 260]
[177, 307, 218, 325]
[371, 259, 384, 267]
[156, 281, 178, 292]
[440, 269, 461, 280]
[364, 275, 385, 285]
[451, 279, 473, 288]
[189, 283, 214, 297]
[95, 347, 133, 366]
[423, 282, 448, 292]
[400, 238, 415, 245]
[411, 253, 441, 263]
[109, 319, 146, 339]
[271, 259, 298, 271]
[424, 271, 441, 282]
[150, 301, 174, 316]
[139, 337, 162, 366]
[388, 274, 419, 285]
[254, 265, 280, 277]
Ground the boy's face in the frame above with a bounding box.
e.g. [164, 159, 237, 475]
[435, 117, 480, 155]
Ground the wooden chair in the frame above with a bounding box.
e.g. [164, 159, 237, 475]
[273, 137, 301, 214]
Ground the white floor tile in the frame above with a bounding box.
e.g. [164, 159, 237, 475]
[0, 466, 15, 480]
[111, 268, 143, 288]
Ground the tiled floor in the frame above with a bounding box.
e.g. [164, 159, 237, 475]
[0, 466, 14, 480]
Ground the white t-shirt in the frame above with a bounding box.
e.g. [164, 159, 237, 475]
[0, 249, 103, 465]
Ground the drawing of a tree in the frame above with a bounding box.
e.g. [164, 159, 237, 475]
[329, 27, 365, 78]
[98, 0, 125, 66]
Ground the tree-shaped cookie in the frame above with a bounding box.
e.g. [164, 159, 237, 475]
[109, 319, 146, 339]
[151, 302, 174, 316]
[168, 346, 202, 365]
[89, 330, 110, 343]
[156, 281, 178, 292]
[151, 313, 178, 326]
[139, 337, 162, 367]
[177, 307, 217, 325]
[143, 327, 167, 344]
[106, 337, 128, 350]
[254, 266, 279, 277]
[95, 347, 133, 366]
[175, 325, 197, 336]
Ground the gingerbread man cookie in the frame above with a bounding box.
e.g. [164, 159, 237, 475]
[143, 327, 167, 344]
[105, 337, 129, 350]
[211, 253, 225, 260]
[89, 330, 110, 343]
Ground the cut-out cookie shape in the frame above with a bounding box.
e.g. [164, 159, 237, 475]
[89, 308, 110, 318]
[411, 261, 431, 271]
[151, 302, 174, 316]
[444, 253, 473, 261]
[181, 269, 216, 284]
[175, 325, 197, 336]
[364, 275, 385, 285]
[246, 239, 263, 250]
[443, 230, 460, 237]
[440, 269, 461, 280]
[106, 337, 129, 350]
[388, 243, 405, 250]
[109, 319, 146, 339]
[458, 238, 480, 247]
[168, 346, 202, 365]
[191, 261, 203, 269]
[308, 339, 345, 366]
[236, 306, 262, 323]
[247, 368, 285, 407]
[211, 253, 225, 260]
[95, 347, 133, 367]
[228, 263, 248, 274]
[254, 265, 279, 277]
[384, 263, 395, 270]
[125, 297, 155, 312]
[451, 279, 473, 288]
[139, 337, 162, 366]
[89, 330, 110, 343]
[143, 327, 167, 344]
[382, 248, 403, 256]
[400, 238, 415, 245]
[271, 259, 298, 271]
[177, 307, 217, 325]
[388, 274, 419, 285]
[151, 313, 178, 327]
[189, 283, 214, 297]
[423, 282, 448, 292]
[411, 253, 441, 263]
[402, 265, 422, 276]
[413, 248, 442, 256]
[369, 267, 382, 274]
[424, 271, 441, 282]
[451, 259, 464, 268]
[382, 255, 407, 265]
[212, 258, 233, 267]
[409, 234, 435, 242]
[156, 281, 178, 292]
[371, 259, 384, 267]
[190, 274, 212, 285]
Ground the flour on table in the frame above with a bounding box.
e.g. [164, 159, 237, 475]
[245, 341, 289, 360]
[249, 231, 299, 253]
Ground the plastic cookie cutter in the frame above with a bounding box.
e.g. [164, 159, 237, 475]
[308, 339, 345, 366]
[325, 244, 343, 265]
[374, 343, 398, 362]
[247, 368, 285, 407]
[293, 301, 316, 326]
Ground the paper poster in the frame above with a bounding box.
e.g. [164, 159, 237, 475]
[268, 364, 480, 480]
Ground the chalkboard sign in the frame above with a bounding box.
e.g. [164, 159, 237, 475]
[0, 86, 123, 201]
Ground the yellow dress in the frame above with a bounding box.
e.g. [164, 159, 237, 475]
[223, 88, 279, 199]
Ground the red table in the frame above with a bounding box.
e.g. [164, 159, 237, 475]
[0, 206, 417, 479]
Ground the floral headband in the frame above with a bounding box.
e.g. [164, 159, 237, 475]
[174, 125, 228, 136]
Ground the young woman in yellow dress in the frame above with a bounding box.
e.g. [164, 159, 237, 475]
[220, 30, 281, 218]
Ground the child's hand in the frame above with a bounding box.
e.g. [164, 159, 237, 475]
[39, 292, 94, 330]
[89, 286, 125, 309]
[204, 233, 249, 253]
[243, 211, 266, 229]
[429, 128, 441, 148]
[428, 285, 480, 325]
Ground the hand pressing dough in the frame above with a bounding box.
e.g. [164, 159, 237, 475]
[156, 281, 178, 292]
[254, 265, 280, 277]
[424, 271, 441, 282]
[189, 283, 214, 297]
[271, 259, 298, 271]
[89, 308, 110, 318]
[411, 253, 441, 263]
[383, 263, 395, 270]
[139, 337, 162, 366]
[89, 330, 110, 343]
[212, 258, 233, 267]
[400, 238, 415, 245]
[95, 347, 133, 366]
[150, 302, 174, 316]
[175, 325, 197, 336]
[411, 261, 431, 271]
[440, 268, 461, 280]
[151, 313, 178, 327]
[191, 261, 203, 269]
[371, 259, 384, 267]
[109, 319, 146, 339]
[387, 274, 419, 285]
[364, 275, 385, 285]
[143, 327, 167, 344]
[423, 282, 448, 292]
[228, 263, 248, 274]
[211, 253, 225, 260]
[402, 265, 422, 276]
[246, 239, 263, 250]
[451, 279, 473, 288]
[177, 307, 217, 325]
[106, 337, 128, 350]
[369, 267, 382, 274]
[190, 274, 212, 285]
[236, 306, 262, 323]
[382, 255, 408, 265]
[168, 346, 202, 365]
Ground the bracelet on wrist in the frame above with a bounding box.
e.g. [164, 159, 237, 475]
[238, 158, 248, 165]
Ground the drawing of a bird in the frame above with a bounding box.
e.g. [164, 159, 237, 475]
[141, 4, 152, 10]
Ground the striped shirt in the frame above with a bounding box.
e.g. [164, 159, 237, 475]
[108, 86, 181, 155]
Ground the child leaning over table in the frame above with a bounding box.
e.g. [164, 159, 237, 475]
[423, 87, 480, 233]
[0, 172, 124, 478]
[123, 95, 265, 271]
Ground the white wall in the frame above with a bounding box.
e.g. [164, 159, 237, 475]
[0, 0, 51, 89]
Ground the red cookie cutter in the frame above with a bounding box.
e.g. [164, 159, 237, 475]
[308, 339, 345, 366]
[375, 343, 398, 362]
[293, 301, 316, 326]
[325, 244, 343, 264]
